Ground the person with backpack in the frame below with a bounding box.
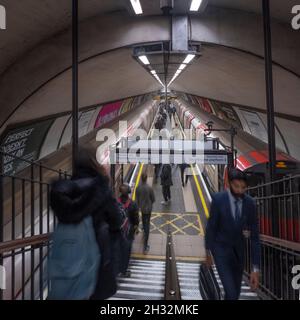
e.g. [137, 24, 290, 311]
[117, 183, 139, 277]
[160, 164, 173, 205]
[48, 148, 123, 300]
[136, 172, 156, 254]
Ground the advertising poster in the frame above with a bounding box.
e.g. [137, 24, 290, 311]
[210, 101, 242, 128]
[240, 109, 268, 143]
[196, 97, 214, 114]
[0, 119, 54, 175]
[78, 109, 96, 137]
[94, 101, 123, 128]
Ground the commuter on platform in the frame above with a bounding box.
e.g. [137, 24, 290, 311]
[160, 164, 173, 205]
[49, 148, 122, 300]
[136, 172, 156, 254]
[154, 164, 161, 183]
[172, 122, 182, 139]
[205, 168, 260, 300]
[117, 183, 139, 277]
[179, 163, 190, 187]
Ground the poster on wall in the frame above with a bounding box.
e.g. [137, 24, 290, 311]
[239, 109, 268, 143]
[196, 97, 214, 114]
[210, 101, 242, 128]
[132, 95, 144, 108]
[0, 119, 54, 175]
[78, 109, 96, 137]
[119, 98, 134, 116]
[94, 101, 123, 128]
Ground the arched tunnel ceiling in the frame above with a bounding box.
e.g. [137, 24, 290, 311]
[4, 44, 300, 129]
[0, 0, 298, 75]
[170, 45, 300, 116]
[0, 1, 300, 131]
[4, 48, 160, 126]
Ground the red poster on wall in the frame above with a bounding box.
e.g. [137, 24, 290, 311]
[94, 101, 123, 128]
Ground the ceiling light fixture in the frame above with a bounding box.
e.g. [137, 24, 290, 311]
[183, 54, 195, 64]
[190, 0, 203, 12]
[130, 0, 143, 15]
[138, 55, 150, 65]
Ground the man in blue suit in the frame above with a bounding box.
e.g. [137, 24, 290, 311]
[205, 168, 260, 300]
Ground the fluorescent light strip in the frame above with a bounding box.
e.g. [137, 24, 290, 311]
[151, 70, 156, 74]
[138, 55, 150, 65]
[130, 0, 143, 15]
[179, 64, 187, 70]
[190, 0, 203, 12]
[183, 54, 195, 64]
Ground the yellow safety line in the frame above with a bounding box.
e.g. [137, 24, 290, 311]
[191, 165, 210, 219]
[132, 163, 144, 201]
[174, 112, 210, 230]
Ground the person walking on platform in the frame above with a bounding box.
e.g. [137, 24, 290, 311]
[160, 164, 173, 205]
[118, 183, 139, 277]
[205, 168, 260, 300]
[136, 172, 156, 254]
[179, 163, 190, 187]
[154, 164, 161, 183]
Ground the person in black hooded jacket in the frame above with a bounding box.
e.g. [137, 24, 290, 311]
[50, 147, 123, 300]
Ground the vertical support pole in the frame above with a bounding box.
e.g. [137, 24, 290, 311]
[262, 0, 276, 182]
[111, 164, 116, 195]
[121, 164, 124, 184]
[72, 0, 79, 175]
[0, 152, 3, 300]
[30, 163, 35, 300]
[263, 0, 278, 236]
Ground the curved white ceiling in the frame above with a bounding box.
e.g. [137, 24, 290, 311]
[4, 44, 300, 130]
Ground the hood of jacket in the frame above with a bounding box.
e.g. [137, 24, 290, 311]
[50, 173, 111, 224]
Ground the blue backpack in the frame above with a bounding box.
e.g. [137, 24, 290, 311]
[48, 216, 100, 300]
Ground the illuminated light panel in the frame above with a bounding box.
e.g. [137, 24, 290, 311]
[130, 0, 143, 15]
[138, 55, 150, 65]
[190, 0, 203, 12]
[183, 54, 195, 64]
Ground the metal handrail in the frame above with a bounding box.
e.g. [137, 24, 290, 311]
[164, 231, 181, 300]
[0, 233, 51, 254]
[260, 235, 300, 252]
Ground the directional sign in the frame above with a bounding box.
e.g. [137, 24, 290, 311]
[110, 138, 230, 165]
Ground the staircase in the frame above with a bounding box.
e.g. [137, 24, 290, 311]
[177, 261, 259, 300]
[108, 259, 165, 300]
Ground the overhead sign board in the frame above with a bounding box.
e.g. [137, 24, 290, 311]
[110, 138, 229, 165]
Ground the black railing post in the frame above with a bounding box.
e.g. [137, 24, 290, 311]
[72, 0, 79, 175]
[30, 163, 35, 300]
[110, 164, 116, 195]
[0, 151, 3, 300]
[262, 0, 276, 182]
[39, 163, 44, 300]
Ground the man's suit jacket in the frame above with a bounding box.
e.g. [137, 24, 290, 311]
[205, 191, 260, 267]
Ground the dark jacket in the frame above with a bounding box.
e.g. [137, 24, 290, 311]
[205, 191, 260, 267]
[50, 168, 122, 300]
[136, 182, 155, 215]
[160, 165, 173, 186]
[119, 196, 139, 240]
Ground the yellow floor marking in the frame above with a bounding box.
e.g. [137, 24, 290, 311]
[132, 163, 144, 201]
[191, 165, 209, 219]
